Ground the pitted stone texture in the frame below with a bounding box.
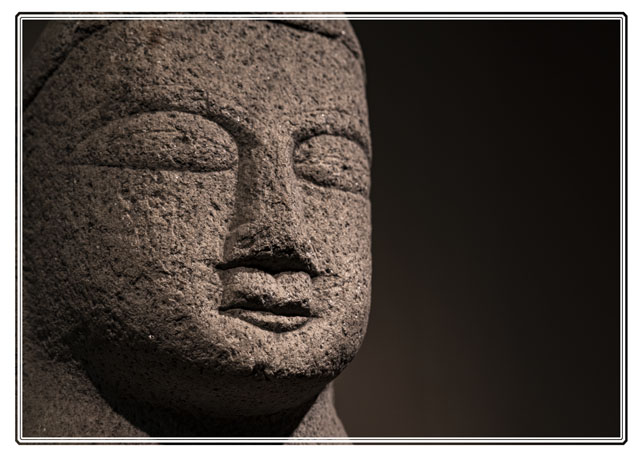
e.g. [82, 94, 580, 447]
[23, 19, 371, 438]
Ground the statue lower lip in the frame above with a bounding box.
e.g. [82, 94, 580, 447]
[220, 307, 311, 332]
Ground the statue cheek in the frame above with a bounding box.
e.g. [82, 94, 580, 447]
[299, 182, 371, 277]
[299, 184, 371, 333]
[59, 166, 237, 340]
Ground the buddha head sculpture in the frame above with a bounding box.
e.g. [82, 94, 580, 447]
[22, 19, 371, 438]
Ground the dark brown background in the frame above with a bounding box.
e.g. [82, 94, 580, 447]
[22, 17, 623, 438]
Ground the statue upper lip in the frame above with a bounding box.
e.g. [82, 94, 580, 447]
[216, 254, 320, 278]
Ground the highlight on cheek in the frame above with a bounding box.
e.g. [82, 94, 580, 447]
[293, 134, 371, 196]
[68, 111, 238, 172]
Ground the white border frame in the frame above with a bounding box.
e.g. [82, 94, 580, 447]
[15, 12, 627, 445]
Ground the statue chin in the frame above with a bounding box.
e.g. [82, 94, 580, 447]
[22, 18, 372, 438]
[69, 310, 350, 418]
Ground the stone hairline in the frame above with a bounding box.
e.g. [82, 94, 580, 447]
[23, 18, 366, 111]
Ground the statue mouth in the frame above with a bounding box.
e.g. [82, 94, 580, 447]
[217, 266, 315, 332]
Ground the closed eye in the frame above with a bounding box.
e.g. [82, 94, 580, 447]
[293, 134, 370, 196]
[67, 111, 238, 173]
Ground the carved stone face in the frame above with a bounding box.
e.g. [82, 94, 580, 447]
[25, 20, 371, 417]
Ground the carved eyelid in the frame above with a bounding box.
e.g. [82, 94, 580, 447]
[296, 132, 369, 162]
[293, 134, 371, 197]
[67, 111, 238, 173]
[292, 109, 372, 166]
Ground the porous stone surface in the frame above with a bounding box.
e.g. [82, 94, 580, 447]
[22, 19, 371, 438]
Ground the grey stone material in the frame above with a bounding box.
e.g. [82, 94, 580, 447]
[22, 19, 371, 438]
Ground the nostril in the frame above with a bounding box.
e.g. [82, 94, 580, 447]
[220, 222, 321, 277]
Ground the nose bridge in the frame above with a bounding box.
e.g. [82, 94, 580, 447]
[233, 129, 297, 230]
[220, 127, 319, 275]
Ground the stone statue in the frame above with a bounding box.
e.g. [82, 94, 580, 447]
[22, 19, 371, 438]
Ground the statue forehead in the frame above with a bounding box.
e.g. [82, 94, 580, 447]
[33, 20, 368, 131]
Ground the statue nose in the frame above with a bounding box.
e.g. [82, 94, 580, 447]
[218, 141, 320, 277]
